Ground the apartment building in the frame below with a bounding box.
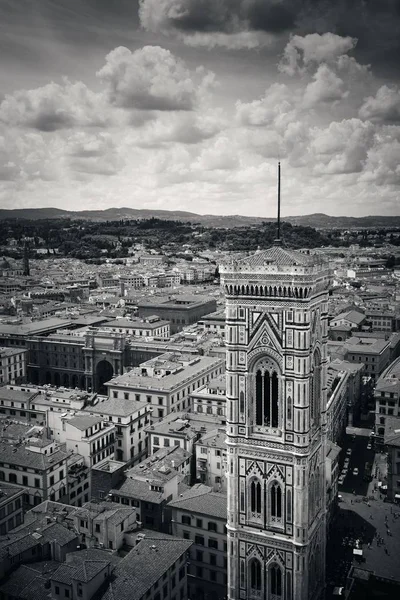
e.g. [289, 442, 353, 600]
[0, 485, 24, 534]
[198, 310, 226, 339]
[0, 347, 27, 385]
[190, 374, 227, 419]
[343, 336, 391, 380]
[374, 356, 400, 448]
[146, 412, 224, 458]
[384, 416, 400, 503]
[83, 396, 151, 465]
[63, 415, 115, 468]
[111, 453, 182, 531]
[169, 484, 227, 600]
[195, 429, 227, 492]
[71, 501, 137, 551]
[102, 316, 170, 339]
[137, 295, 217, 334]
[106, 353, 224, 420]
[0, 442, 69, 506]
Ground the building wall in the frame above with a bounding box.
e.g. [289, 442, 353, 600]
[0, 348, 27, 385]
[0, 489, 24, 534]
[171, 506, 227, 600]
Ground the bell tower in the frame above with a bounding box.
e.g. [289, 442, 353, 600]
[220, 178, 330, 600]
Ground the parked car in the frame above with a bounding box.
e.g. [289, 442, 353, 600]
[352, 467, 359, 476]
[344, 458, 350, 468]
[346, 449, 352, 456]
[367, 443, 372, 450]
[338, 475, 345, 486]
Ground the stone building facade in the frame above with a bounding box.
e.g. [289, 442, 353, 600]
[220, 245, 330, 600]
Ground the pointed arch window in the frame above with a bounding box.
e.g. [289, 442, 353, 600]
[249, 559, 261, 591]
[250, 479, 262, 515]
[239, 391, 245, 414]
[255, 367, 279, 427]
[270, 563, 282, 598]
[270, 481, 283, 523]
[287, 395, 292, 421]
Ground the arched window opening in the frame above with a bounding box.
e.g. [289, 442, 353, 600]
[287, 395, 292, 421]
[250, 479, 262, 515]
[255, 366, 279, 428]
[286, 488, 292, 522]
[250, 559, 261, 591]
[270, 482, 282, 521]
[286, 571, 292, 600]
[270, 564, 282, 597]
[240, 560, 245, 588]
[239, 391, 245, 414]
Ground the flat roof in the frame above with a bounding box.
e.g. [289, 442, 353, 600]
[107, 355, 223, 392]
[0, 317, 72, 336]
[84, 397, 148, 418]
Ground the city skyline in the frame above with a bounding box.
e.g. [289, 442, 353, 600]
[1, 1, 400, 217]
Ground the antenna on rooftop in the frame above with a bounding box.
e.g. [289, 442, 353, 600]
[274, 162, 282, 246]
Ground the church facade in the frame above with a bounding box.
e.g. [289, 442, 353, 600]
[220, 246, 331, 600]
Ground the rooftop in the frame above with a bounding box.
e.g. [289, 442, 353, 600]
[345, 336, 389, 355]
[0, 444, 68, 470]
[84, 397, 148, 418]
[101, 536, 192, 600]
[168, 484, 227, 520]
[383, 415, 400, 446]
[107, 355, 223, 392]
[147, 412, 224, 438]
[0, 317, 72, 336]
[66, 414, 104, 431]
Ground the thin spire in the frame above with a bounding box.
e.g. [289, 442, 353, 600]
[274, 161, 282, 245]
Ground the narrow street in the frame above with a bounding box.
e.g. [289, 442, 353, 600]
[326, 428, 400, 598]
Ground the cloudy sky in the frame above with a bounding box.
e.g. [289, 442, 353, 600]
[0, 0, 400, 217]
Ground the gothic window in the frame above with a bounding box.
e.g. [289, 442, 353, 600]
[287, 395, 292, 421]
[249, 559, 261, 591]
[250, 479, 262, 515]
[239, 391, 245, 414]
[240, 560, 245, 588]
[270, 482, 282, 519]
[310, 350, 321, 426]
[286, 488, 292, 522]
[255, 362, 279, 428]
[269, 563, 282, 598]
[286, 571, 292, 600]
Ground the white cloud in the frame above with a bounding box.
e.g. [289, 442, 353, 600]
[279, 33, 357, 76]
[180, 31, 273, 50]
[194, 136, 240, 171]
[359, 85, 400, 123]
[236, 83, 295, 127]
[361, 138, 400, 185]
[97, 45, 212, 111]
[303, 65, 348, 107]
[0, 79, 108, 131]
[309, 118, 375, 174]
[64, 132, 124, 177]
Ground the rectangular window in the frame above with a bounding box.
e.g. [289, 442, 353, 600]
[196, 518, 203, 528]
[208, 522, 217, 532]
[182, 515, 191, 525]
[208, 538, 218, 550]
[195, 535, 204, 546]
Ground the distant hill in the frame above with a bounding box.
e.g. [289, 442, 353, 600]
[0, 207, 399, 229]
